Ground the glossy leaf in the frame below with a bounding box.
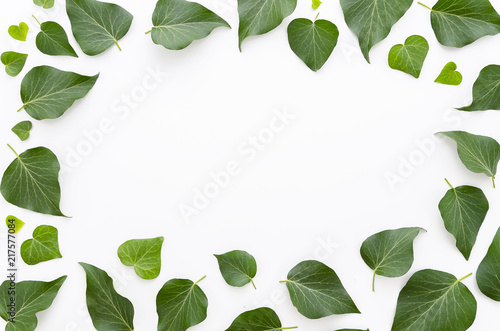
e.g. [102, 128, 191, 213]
[435, 62, 463, 85]
[458, 65, 500, 111]
[215, 250, 257, 288]
[118, 236, 164, 279]
[6, 215, 25, 234]
[34, 0, 55, 8]
[226, 307, 294, 331]
[11, 121, 32, 141]
[477, 227, 500, 301]
[388, 35, 429, 78]
[36, 21, 78, 57]
[21, 225, 62, 265]
[1, 52, 28, 77]
[8, 23, 29, 42]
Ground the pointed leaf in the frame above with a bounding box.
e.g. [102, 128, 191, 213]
[312, 0, 322, 10]
[476, 227, 500, 301]
[215, 250, 257, 288]
[6, 215, 25, 234]
[226, 307, 292, 331]
[435, 62, 463, 85]
[11, 121, 32, 141]
[34, 0, 55, 8]
[118, 236, 164, 279]
[458, 65, 500, 111]
[1, 52, 28, 77]
[21, 225, 62, 265]
[8, 23, 29, 42]
[36, 21, 78, 57]
[388, 35, 429, 78]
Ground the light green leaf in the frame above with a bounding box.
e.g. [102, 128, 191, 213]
[66, 0, 133, 55]
[8, 23, 29, 42]
[6, 215, 25, 233]
[34, 0, 54, 9]
[287, 17, 339, 72]
[35, 20, 78, 57]
[312, 0, 322, 10]
[1, 145, 66, 217]
[226, 307, 296, 331]
[157, 277, 208, 331]
[118, 236, 164, 279]
[392, 269, 476, 331]
[340, 0, 413, 63]
[477, 227, 500, 301]
[238, 0, 297, 50]
[0, 276, 67, 331]
[151, 0, 230, 50]
[79, 262, 135, 331]
[388, 35, 429, 78]
[19, 65, 99, 120]
[282, 260, 359, 319]
[215, 250, 257, 288]
[458, 65, 500, 111]
[1, 52, 28, 77]
[360, 227, 424, 291]
[11, 121, 32, 141]
[21, 225, 62, 265]
[435, 62, 463, 85]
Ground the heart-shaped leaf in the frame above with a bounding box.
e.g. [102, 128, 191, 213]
[36, 20, 78, 57]
[458, 64, 500, 111]
[215, 250, 257, 288]
[66, 0, 133, 55]
[340, 0, 413, 63]
[388, 35, 429, 78]
[21, 225, 62, 265]
[1, 52, 28, 77]
[79, 262, 135, 331]
[287, 17, 339, 72]
[118, 236, 164, 279]
[435, 62, 463, 85]
[226, 307, 296, 331]
[477, 227, 500, 301]
[8, 23, 29, 42]
[312, 0, 322, 10]
[11, 121, 32, 141]
[150, 0, 230, 50]
[34, 0, 55, 9]
[282, 260, 359, 319]
[6, 215, 25, 234]
[392, 269, 477, 331]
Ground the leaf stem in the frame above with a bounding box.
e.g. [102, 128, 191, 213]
[250, 278, 257, 290]
[145, 30, 152, 34]
[32, 15, 41, 26]
[279, 280, 289, 283]
[372, 271, 377, 292]
[194, 275, 206, 285]
[281, 327, 298, 330]
[314, 13, 320, 22]
[16, 105, 24, 112]
[444, 178, 454, 189]
[457, 272, 473, 283]
[114, 40, 122, 51]
[7, 144, 19, 159]
[492, 177, 496, 188]
[418, 2, 432, 10]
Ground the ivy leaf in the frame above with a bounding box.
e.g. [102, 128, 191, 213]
[18, 65, 99, 120]
[287, 17, 339, 72]
[435, 62, 463, 85]
[238, 0, 297, 50]
[477, 227, 500, 301]
[35, 20, 78, 57]
[150, 0, 230, 51]
[388, 35, 429, 78]
[392, 269, 476, 331]
[214, 250, 257, 289]
[21, 225, 62, 265]
[8, 23, 29, 42]
[226, 307, 296, 331]
[282, 260, 359, 319]
[0, 276, 67, 331]
[312, 0, 322, 10]
[458, 65, 500, 111]
[157, 276, 208, 331]
[438, 180, 489, 260]
[360, 227, 424, 291]
[79, 262, 135, 331]
[117, 236, 164, 280]
[66, 0, 134, 55]
[1, 52, 28, 77]
[11, 121, 32, 141]
[6, 215, 25, 234]
[340, 0, 413, 63]
[34, 0, 55, 9]
[439, 131, 500, 187]
[1, 145, 66, 217]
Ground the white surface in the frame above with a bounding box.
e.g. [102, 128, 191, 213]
[1, 0, 500, 330]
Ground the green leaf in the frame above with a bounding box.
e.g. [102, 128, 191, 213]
[19, 65, 99, 120]
[36, 20, 78, 57]
[117, 236, 164, 280]
[439, 180, 489, 260]
[477, 227, 500, 301]
[6, 215, 25, 234]
[312, 0, 322, 10]
[391, 269, 476, 331]
[34, 0, 54, 9]
[0, 276, 67, 331]
[150, 0, 230, 50]
[435, 62, 463, 85]
[11, 121, 32, 141]
[458, 65, 500, 111]
[79, 262, 135, 331]
[238, 0, 297, 50]
[421, 0, 500, 47]
[157, 277, 208, 331]
[21, 225, 62, 265]
[66, 0, 133, 55]
[340, 0, 413, 63]
[282, 260, 359, 319]
[1, 145, 66, 217]
[8, 23, 29, 42]
[439, 131, 500, 187]
[226, 307, 296, 331]
[214, 250, 257, 289]
[360, 227, 423, 291]
[287, 17, 339, 72]
[1, 52, 28, 77]
[388, 35, 429, 78]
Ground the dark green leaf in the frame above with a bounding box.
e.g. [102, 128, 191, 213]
[6, 215, 25, 234]
[312, 0, 322, 10]
[226, 307, 294, 331]
[1, 52, 28, 77]
[435, 62, 463, 85]
[477, 227, 500, 301]
[34, 0, 55, 8]
[21, 225, 62, 265]
[458, 65, 500, 111]
[118, 236, 164, 279]
[8, 23, 29, 42]
[388, 35, 429, 78]
[36, 21, 78, 57]
[215, 250, 257, 288]
[11, 121, 32, 141]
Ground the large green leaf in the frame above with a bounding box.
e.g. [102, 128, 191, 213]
[19, 65, 99, 120]
[388, 35, 429, 78]
[79, 262, 135, 331]
[1, 146, 65, 217]
[392, 269, 476, 331]
[226, 307, 296, 331]
[157, 277, 208, 331]
[215, 250, 257, 288]
[340, 0, 413, 63]
[287, 17, 339, 72]
[8, 23, 29, 42]
[34, 0, 54, 9]
[238, 0, 297, 50]
[118, 236, 164, 279]
[150, 0, 230, 50]
[435, 62, 463, 85]
[0, 276, 67, 331]
[282, 260, 359, 319]
[36, 21, 78, 57]
[1, 52, 28, 77]
[360, 227, 423, 291]
[477, 227, 500, 301]
[458, 65, 500, 111]
[11, 121, 32, 141]
[21, 225, 62, 265]
[66, 0, 133, 55]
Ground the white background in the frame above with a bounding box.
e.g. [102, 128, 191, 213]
[1, 0, 500, 330]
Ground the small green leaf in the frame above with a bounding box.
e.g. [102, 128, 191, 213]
[21, 225, 62, 265]
[79, 262, 135, 331]
[392, 269, 476, 331]
[458, 65, 500, 111]
[157, 277, 208, 331]
[360, 227, 424, 291]
[36, 20, 78, 57]
[226, 307, 296, 331]
[34, 0, 55, 8]
[282, 260, 359, 319]
[435, 62, 463, 85]
[477, 227, 500, 301]
[118, 236, 164, 279]
[312, 0, 322, 10]
[215, 250, 257, 289]
[1, 52, 28, 77]
[388, 35, 429, 78]
[6, 215, 25, 233]
[11, 121, 32, 141]
[8, 23, 29, 42]
[287, 17, 339, 72]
